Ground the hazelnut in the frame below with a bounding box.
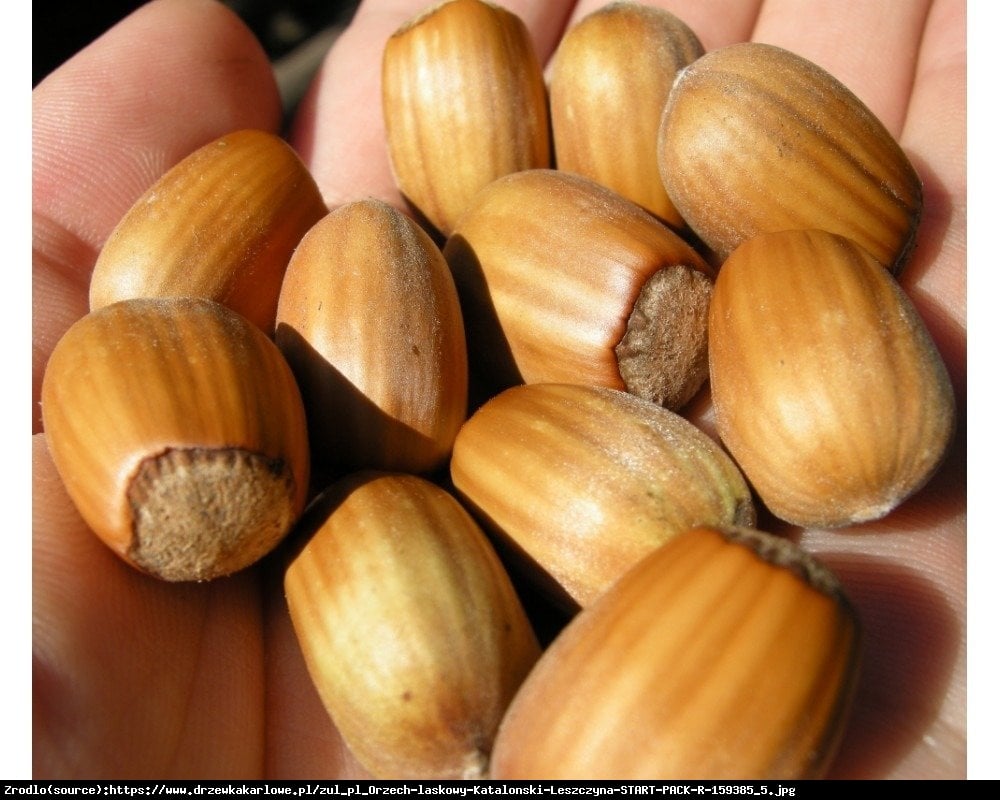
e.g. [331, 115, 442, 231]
[658, 42, 922, 272]
[450, 382, 755, 609]
[708, 229, 955, 528]
[40, 297, 310, 581]
[549, 1, 704, 226]
[490, 525, 861, 779]
[444, 169, 713, 411]
[382, 0, 550, 236]
[284, 471, 540, 779]
[89, 129, 327, 333]
[275, 199, 468, 475]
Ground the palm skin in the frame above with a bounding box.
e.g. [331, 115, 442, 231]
[32, 0, 966, 779]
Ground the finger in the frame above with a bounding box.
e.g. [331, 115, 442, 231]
[32, 0, 282, 433]
[288, 0, 576, 210]
[33, 434, 266, 778]
[903, 0, 966, 203]
[898, 0, 966, 390]
[750, 0, 931, 136]
[32, 0, 281, 248]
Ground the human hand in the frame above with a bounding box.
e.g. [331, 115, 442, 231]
[32, 0, 966, 779]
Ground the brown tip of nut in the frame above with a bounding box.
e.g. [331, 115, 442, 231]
[127, 447, 297, 581]
[615, 264, 712, 410]
[713, 525, 849, 602]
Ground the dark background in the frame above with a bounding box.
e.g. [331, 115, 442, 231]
[33, 0, 363, 87]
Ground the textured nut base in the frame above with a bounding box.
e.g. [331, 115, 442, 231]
[127, 447, 296, 581]
[615, 265, 712, 410]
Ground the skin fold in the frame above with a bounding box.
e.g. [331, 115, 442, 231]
[31, 0, 967, 779]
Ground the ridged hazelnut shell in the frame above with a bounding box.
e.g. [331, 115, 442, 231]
[40, 297, 310, 581]
[444, 169, 713, 411]
[89, 129, 327, 333]
[284, 471, 541, 779]
[708, 229, 955, 528]
[490, 526, 861, 779]
[658, 43, 922, 272]
[275, 200, 468, 474]
[450, 383, 755, 609]
[549, 1, 704, 227]
[382, 0, 551, 236]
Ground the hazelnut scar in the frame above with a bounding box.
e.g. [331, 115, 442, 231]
[127, 447, 297, 582]
[616, 264, 713, 410]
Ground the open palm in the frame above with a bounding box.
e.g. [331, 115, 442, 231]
[32, 0, 966, 779]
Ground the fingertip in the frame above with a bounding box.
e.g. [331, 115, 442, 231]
[287, 3, 409, 211]
[33, 0, 283, 250]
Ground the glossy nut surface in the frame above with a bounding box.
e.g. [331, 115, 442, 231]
[549, 1, 703, 226]
[490, 526, 861, 779]
[382, 0, 550, 236]
[276, 199, 468, 474]
[284, 471, 540, 779]
[450, 383, 755, 609]
[658, 43, 922, 272]
[89, 129, 327, 333]
[708, 229, 955, 528]
[444, 169, 713, 410]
